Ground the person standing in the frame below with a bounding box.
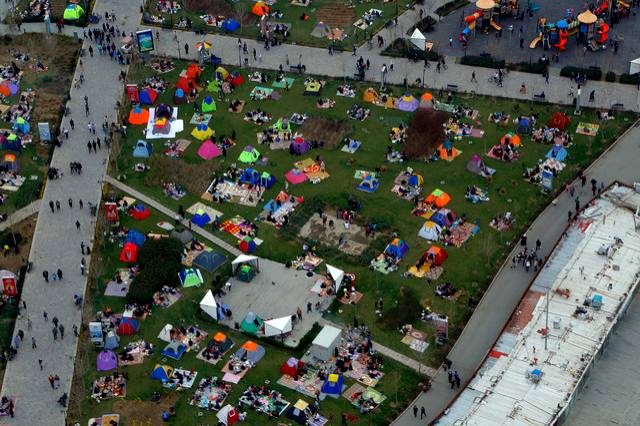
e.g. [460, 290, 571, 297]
[52, 326, 58, 341]
[43, 270, 49, 283]
[32, 337, 37, 349]
[413, 405, 418, 417]
[58, 324, 65, 340]
[76, 220, 81, 230]
[49, 200, 55, 213]
[80, 257, 86, 275]
[420, 406, 427, 419]
[184, 43, 189, 56]
[57, 268, 63, 280]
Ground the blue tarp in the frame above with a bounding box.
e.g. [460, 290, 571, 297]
[126, 230, 146, 247]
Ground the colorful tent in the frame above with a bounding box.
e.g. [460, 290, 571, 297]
[546, 145, 568, 162]
[501, 132, 521, 147]
[408, 174, 423, 188]
[174, 88, 187, 104]
[420, 92, 434, 109]
[425, 189, 451, 208]
[1, 153, 19, 172]
[222, 19, 240, 32]
[138, 87, 158, 105]
[424, 245, 448, 266]
[126, 230, 146, 247]
[418, 221, 442, 241]
[191, 123, 214, 140]
[63, 3, 84, 20]
[238, 146, 260, 163]
[384, 238, 409, 259]
[216, 405, 240, 426]
[0, 270, 18, 297]
[0, 81, 18, 97]
[201, 96, 217, 112]
[162, 341, 187, 360]
[192, 209, 211, 227]
[186, 63, 203, 81]
[176, 76, 194, 93]
[117, 317, 139, 335]
[239, 236, 257, 254]
[130, 204, 150, 220]
[96, 350, 118, 371]
[197, 139, 222, 160]
[280, 357, 303, 379]
[234, 341, 266, 364]
[230, 73, 244, 87]
[251, 1, 269, 16]
[215, 66, 230, 81]
[132, 140, 152, 158]
[240, 168, 260, 185]
[397, 93, 419, 112]
[548, 111, 570, 130]
[274, 118, 292, 132]
[430, 208, 457, 228]
[285, 169, 307, 184]
[151, 364, 174, 381]
[357, 175, 379, 193]
[321, 374, 344, 397]
[179, 268, 204, 287]
[259, 171, 276, 188]
[240, 312, 263, 335]
[290, 137, 310, 155]
[119, 242, 139, 263]
[437, 140, 461, 161]
[12, 117, 29, 134]
[128, 106, 150, 125]
[466, 154, 495, 177]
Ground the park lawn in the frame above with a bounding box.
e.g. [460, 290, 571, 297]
[144, 0, 412, 49]
[70, 193, 421, 426]
[15, 0, 95, 23]
[0, 33, 79, 215]
[112, 59, 635, 366]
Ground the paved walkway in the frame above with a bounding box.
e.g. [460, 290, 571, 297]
[0, 1, 140, 424]
[104, 176, 241, 256]
[0, 200, 40, 232]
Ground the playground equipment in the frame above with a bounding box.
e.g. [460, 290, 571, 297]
[460, 0, 518, 44]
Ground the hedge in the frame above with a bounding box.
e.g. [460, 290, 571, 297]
[605, 71, 616, 82]
[559, 66, 602, 81]
[435, 0, 471, 17]
[619, 73, 640, 85]
[460, 55, 505, 69]
[381, 38, 441, 62]
[510, 61, 547, 75]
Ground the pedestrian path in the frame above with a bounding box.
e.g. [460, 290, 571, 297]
[104, 176, 241, 256]
[0, 200, 40, 233]
[0, 1, 141, 424]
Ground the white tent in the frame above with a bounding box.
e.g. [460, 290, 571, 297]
[326, 264, 344, 291]
[232, 254, 259, 275]
[200, 289, 218, 319]
[310, 325, 342, 361]
[264, 316, 293, 337]
[418, 221, 442, 241]
[410, 28, 427, 51]
[158, 324, 174, 343]
[216, 405, 236, 426]
[630, 57, 640, 75]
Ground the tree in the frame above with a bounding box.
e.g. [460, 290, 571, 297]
[127, 237, 183, 304]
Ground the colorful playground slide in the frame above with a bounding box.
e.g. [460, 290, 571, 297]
[461, 10, 483, 38]
[596, 22, 609, 44]
[529, 35, 542, 48]
[490, 20, 502, 31]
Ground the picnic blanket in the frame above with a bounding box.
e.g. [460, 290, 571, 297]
[186, 202, 224, 220]
[190, 113, 212, 125]
[105, 281, 130, 297]
[576, 122, 599, 136]
[119, 340, 152, 366]
[443, 222, 479, 247]
[229, 100, 246, 113]
[272, 77, 295, 88]
[250, 86, 273, 100]
[164, 139, 192, 157]
[341, 139, 361, 153]
[203, 179, 265, 207]
[189, 379, 230, 410]
[164, 368, 198, 390]
[353, 170, 378, 180]
[221, 359, 252, 381]
[277, 370, 324, 398]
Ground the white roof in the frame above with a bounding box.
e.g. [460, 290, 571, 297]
[326, 264, 344, 290]
[158, 324, 173, 343]
[232, 254, 258, 265]
[200, 290, 218, 319]
[264, 316, 293, 337]
[630, 57, 640, 74]
[312, 325, 342, 349]
[410, 28, 427, 50]
[443, 185, 640, 426]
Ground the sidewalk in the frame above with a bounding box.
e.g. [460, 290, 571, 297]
[0, 1, 140, 424]
[0, 200, 40, 233]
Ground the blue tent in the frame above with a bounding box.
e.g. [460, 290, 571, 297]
[138, 88, 158, 105]
[259, 172, 276, 188]
[151, 364, 174, 381]
[161, 341, 187, 360]
[517, 117, 531, 134]
[192, 210, 211, 227]
[12, 118, 30, 134]
[239, 168, 260, 185]
[222, 19, 240, 32]
[546, 145, 568, 162]
[133, 140, 152, 158]
[126, 230, 146, 247]
[358, 175, 379, 193]
[384, 239, 409, 259]
[321, 374, 344, 397]
[0, 134, 21, 151]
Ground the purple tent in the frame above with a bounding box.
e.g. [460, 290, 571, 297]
[289, 137, 309, 155]
[96, 350, 118, 371]
[397, 93, 419, 112]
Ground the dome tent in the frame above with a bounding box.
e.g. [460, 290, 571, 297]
[240, 168, 261, 185]
[128, 106, 150, 125]
[289, 137, 309, 155]
[197, 139, 222, 160]
[96, 350, 117, 371]
[132, 140, 152, 158]
[179, 268, 204, 287]
[418, 220, 442, 241]
[162, 341, 187, 360]
[174, 88, 187, 104]
[397, 93, 419, 112]
[117, 317, 139, 335]
[155, 103, 173, 120]
[119, 242, 139, 262]
[252, 1, 269, 16]
[424, 245, 448, 266]
[259, 171, 276, 188]
[192, 209, 211, 227]
[238, 145, 261, 163]
[138, 87, 158, 105]
[239, 236, 257, 253]
[201, 96, 217, 112]
[420, 92, 434, 109]
[384, 238, 409, 259]
[240, 312, 263, 335]
[151, 364, 174, 382]
[63, 3, 84, 20]
[191, 123, 214, 140]
[12, 117, 30, 134]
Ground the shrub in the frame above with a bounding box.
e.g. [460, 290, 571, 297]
[605, 72, 616, 82]
[127, 237, 183, 304]
[381, 38, 440, 62]
[559, 66, 602, 81]
[0, 231, 23, 248]
[619, 73, 640, 85]
[511, 61, 546, 75]
[380, 286, 423, 330]
[435, 0, 470, 16]
[407, 16, 437, 35]
[460, 55, 505, 69]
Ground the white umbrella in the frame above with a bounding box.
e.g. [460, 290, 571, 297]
[326, 264, 344, 291]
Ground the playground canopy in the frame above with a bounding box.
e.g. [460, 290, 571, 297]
[200, 289, 218, 319]
[96, 350, 117, 371]
[409, 28, 427, 50]
[630, 57, 640, 75]
[264, 316, 293, 337]
[179, 268, 204, 287]
[232, 254, 259, 275]
[326, 264, 344, 291]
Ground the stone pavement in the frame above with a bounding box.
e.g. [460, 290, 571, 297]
[0, 1, 140, 424]
[393, 121, 640, 425]
[0, 200, 40, 232]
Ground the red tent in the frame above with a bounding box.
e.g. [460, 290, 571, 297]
[117, 318, 139, 335]
[176, 76, 194, 93]
[119, 242, 139, 263]
[424, 245, 448, 266]
[548, 112, 570, 130]
[280, 357, 304, 380]
[186, 63, 202, 81]
[230, 74, 244, 87]
[130, 204, 150, 220]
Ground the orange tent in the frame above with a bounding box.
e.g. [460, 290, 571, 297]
[363, 88, 377, 103]
[214, 332, 227, 342]
[437, 144, 461, 161]
[186, 63, 202, 81]
[252, 1, 269, 16]
[242, 341, 258, 351]
[424, 189, 451, 208]
[424, 245, 448, 266]
[0, 83, 10, 97]
[500, 132, 521, 147]
[128, 107, 150, 125]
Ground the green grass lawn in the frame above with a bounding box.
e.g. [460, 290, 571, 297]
[112, 59, 635, 368]
[144, 0, 412, 49]
[70, 194, 421, 425]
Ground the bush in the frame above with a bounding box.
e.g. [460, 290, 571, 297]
[127, 237, 183, 304]
[407, 16, 437, 35]
[619, 73, 640, 85]
[559, 66, 602, 81]
[511, 61, 546, 75]
[435, 0, 470, 16]
[460, 55, 505, 69]
[380, 286, 423, 330]
[0, 231, 22, 248]
[381, 38, 440, 62]
[605, 71, 617, 82]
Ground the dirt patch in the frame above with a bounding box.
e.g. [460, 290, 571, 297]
[1, 214, 37, 272]
[143, 156, 217, 195]
[113, 392, 180, 425]
[299, 116, 353, 149]
[316, 5, 355, 29]
[298, 209, 370, 255]
[405, 109, 448, 160]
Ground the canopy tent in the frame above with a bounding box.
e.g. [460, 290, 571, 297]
[326, 264, 344, 291]
[171, 228, 193, 245]
[234, 341, 266, 364]
[216, 405, 240, 426]
[398, 93, 419, 112]
[191, 123, 214, 140]
[222, 19, 240, 32]
[418, 221, 442, 241]
[264, 316, 293, 337]
[192, 209, 211, 227]
[630, 57, 640, 75]
[151, 364, 174, 382]
[425, 189, 451, 208]
[200, 289, 218, 319]
[162, 341, 188, 360]
[410, 28, 427, 50]
[384, 238, 409, 259]
[197, 139, 222, 160]
[424, 245, 448, 266]
[546, 145, 568, 162]
[132, 140, 152, 158]
[240, 312, 264, 335]
[179, 268, 204, 287]
[321, 374, 344, 397]
[193, 251, 227, 273]
[117, 317, 139, 335]
[128, 106, 150, 125]
[96, 350, 118, 371]
[238, 146, 261, 163]
[232, 254, 259, 275]
[63, 4, 84, 20]
[138, 87, 158, 105]
[310, 325, 341, 361]
[251, 1, 269, 16]
[201, 96, 217, 112]
[119, 242, 139, 263]
[174, 88, 187, 104]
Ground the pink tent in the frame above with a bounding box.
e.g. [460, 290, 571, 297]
[197, 140, 222, 160]
[285, 168, 308, 184]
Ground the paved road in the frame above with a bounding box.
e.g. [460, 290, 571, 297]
[0, 1, 139, 424]
[0, 200, 40, 233]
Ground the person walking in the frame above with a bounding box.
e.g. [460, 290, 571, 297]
[56, 268, 63, 280]
[184, 43, 189, 56]
[49, 200, 55, 213]
[535, 239, 541, 251]
[73, 325, 79, 337]
[52, 316, 59, 327]
[55, 200, 61, 211]
[58, 324, 64, 340]
[68, 198, 73, 208]
[420, 406, 427, 419]
[52, 326, 58, 341]
[76, 220, 81, 230]
[69, 119, 74, 130]
[80, 257, 86, 275]
[413, 405, 418, 417]
[43, 270, 49, 283]
[575, 196, 580, 213]
[471, 71, 477, 82]
[43, 311, 48, 321]
[454, 371, 461, 388]
[32, 337, 37, 349]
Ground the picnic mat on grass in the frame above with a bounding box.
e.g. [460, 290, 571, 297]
[341, 140, 361, 153]
[189, 113, 212, 125]
[228, 100, 246, 113]
[221, 360, 251, 380]
[222, 372, 242, 384]
[339, 291, 363, 304]
[576, 122, 599, 136]
[186, 202, 224, 220]
[354, 170, 377, 180]
[105, 282, 130, 297]
[272, 77, 295, 88]
[196, 347, 223, 366]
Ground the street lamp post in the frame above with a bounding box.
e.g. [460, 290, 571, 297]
[422, 65, 426, 88]
[238, 44, 242, 67]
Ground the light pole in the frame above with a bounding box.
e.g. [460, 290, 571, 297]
[238, 44, 242, 67]
[174, 33, 181, 59]
[422, 65, 426, 88]
[575, 86, 581, 115]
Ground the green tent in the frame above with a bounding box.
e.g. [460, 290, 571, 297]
[240, 312, 264, 335]
[273, 118, 292, 132]
[207, 81, 219, 93]
[201, 96, 217, 112]
[238, 146, 260, 164]
[179, 268, 203, 288]
[63, 4, 85, 20]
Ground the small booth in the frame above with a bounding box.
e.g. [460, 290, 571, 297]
[0, 269, 18, 297]
[232, 254, 259, 282]
[309, 325, 341, 361]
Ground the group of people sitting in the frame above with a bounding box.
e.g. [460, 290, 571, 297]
[532, 126, 571, 146]
[436, 282, 457, 298]
[240, 386, 288, 417]
[348, 104, 370, 121]
[244, 109, 272, 125]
